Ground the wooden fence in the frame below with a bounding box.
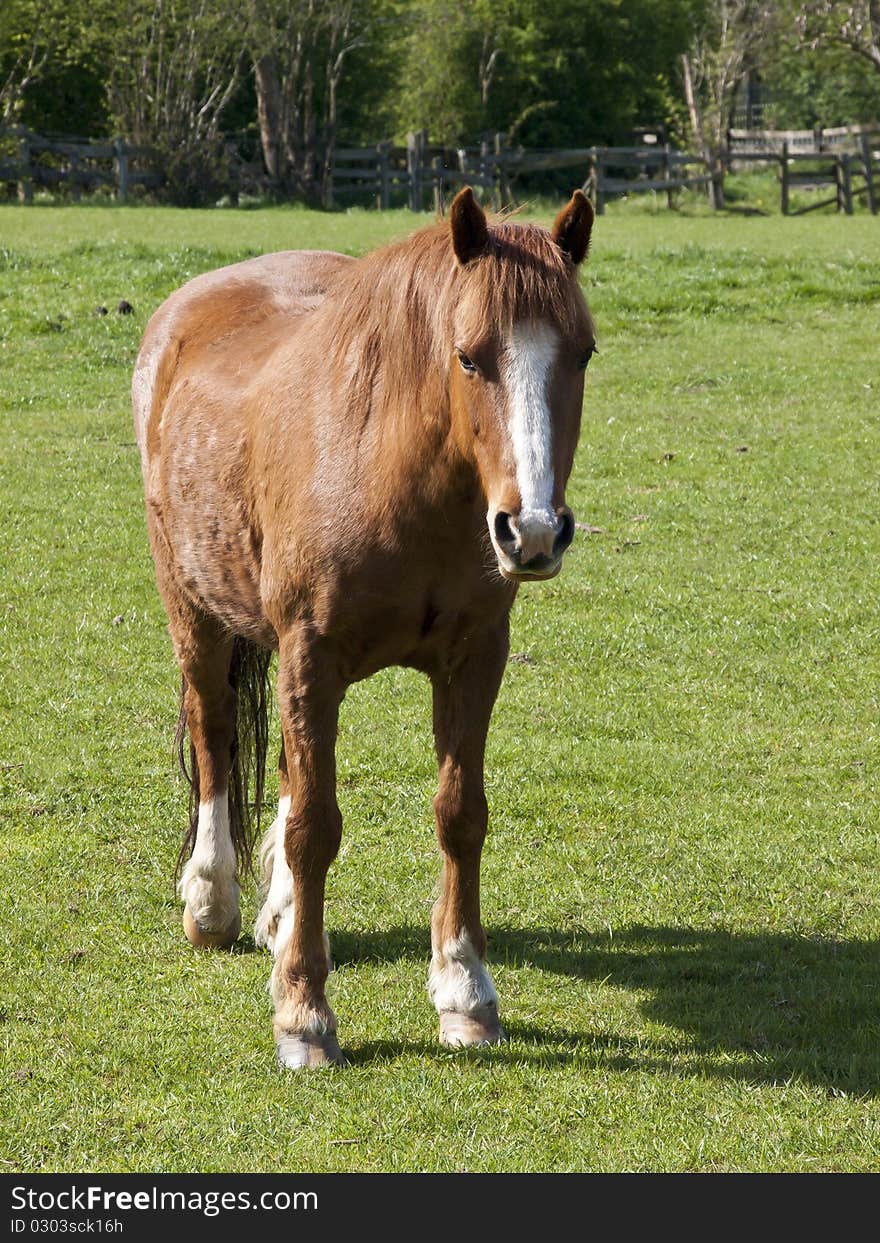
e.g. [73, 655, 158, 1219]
[0, 127, 161, 202]
[3, 123, 877, 216]
[728, 123, 880, 157]
[331, 131, 719, 214]
[727, 124, 878, 215]
[582, 145, 717, 214]
[0, 125, 715, 213]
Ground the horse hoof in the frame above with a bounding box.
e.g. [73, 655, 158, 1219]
[440, 1004, 507, 1048]
[183, 904, 241, 949]
[276, 1030, 346, 1069]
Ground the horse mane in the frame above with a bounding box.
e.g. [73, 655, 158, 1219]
[453, 219, 585, 339]
[311, 214, 586, 423]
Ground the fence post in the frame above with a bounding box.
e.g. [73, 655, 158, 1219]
[709, 149, 725, 210]
[406, 132, 420, 211]
[432, 156, 443, 215]
[69, 149, 81, 203]
[841, 152, 854, 215]
[860, 132, 877, 215]
[114, 138, 129, 203]
[834, 154, 844, 212]
[494, 132, 511, 207]
[595, 149, 605, 215]
[17, 131, 32, 204]
[662, 142, 673, 210]
[480, 136, 496, 209]
[457, 146, 476, 199]
[322, 164, 334, 210]
[418, 131, 428, 208]
[227, 139, 240, 208]
[377, 140, 391, 210]
[780, 141, 789, 215]
[583, 147, 597, 208]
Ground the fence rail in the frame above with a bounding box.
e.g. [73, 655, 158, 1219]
[2, 124, 877, 216]
[728, 123, 880, 156]
[726, 125, 878, 216]
[330, 134, 721, 215]
[0, 127, 161, 202]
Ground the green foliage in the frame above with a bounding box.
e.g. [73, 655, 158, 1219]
[393, 0, 507, 144]
[762, 39, 880, 128]
[1, 203, 880, 1170]
[332, 1, 403, 144]
[19, 60, 110, 137]
[391, 0, 705, 147]
[0, 0, 97, 124]
[2, 0, 879, 171]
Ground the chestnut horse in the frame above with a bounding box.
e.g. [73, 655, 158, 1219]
[133, 188, 596, 1067]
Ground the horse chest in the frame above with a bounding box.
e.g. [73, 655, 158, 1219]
[321, 578, 511, 682]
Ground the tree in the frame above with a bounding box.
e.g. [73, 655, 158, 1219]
[681, 0, 778, 152]
[98, 0, 246, 203]
[0, 0, 89, 124]
[103, 0, 244, 150]
[391, 0, 703, 151]
[795, 1, 880, 73]
[761, 3, 880, 128]
[249, 0, 380, 202]
[393, 0, 518, 146]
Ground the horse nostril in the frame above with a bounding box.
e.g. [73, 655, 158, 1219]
[493, 510, 518, 550]
[553, 511, 575, 557]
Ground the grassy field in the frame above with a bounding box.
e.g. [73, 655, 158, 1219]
[1, 199, 879, 1173]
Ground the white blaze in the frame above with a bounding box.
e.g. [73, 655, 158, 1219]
[504, 321, 559, 525]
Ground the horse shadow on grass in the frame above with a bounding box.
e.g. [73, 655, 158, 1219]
[330, 924, 880, 1095]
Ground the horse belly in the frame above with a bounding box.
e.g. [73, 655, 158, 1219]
[169, 506, 269, 645]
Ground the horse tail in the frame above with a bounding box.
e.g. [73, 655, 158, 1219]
[174, 637, 273, 883]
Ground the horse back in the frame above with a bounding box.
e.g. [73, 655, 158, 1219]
[132, 249, 354, 459]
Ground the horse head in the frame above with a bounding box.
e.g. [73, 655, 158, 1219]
[446, 187, 595, 581]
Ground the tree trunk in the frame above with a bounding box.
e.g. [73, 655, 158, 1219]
[681, 53, 704, 151]
[254, 53, 283, 182]
[302, 60, 316, 197]
[682, 53, 724, 209]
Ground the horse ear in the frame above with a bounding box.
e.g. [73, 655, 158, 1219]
[450, 187, 489, 265]
[551, 190, 594, 265]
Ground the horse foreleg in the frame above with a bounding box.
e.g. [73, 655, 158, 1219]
[429, 623, 509, 1047]
[271, 635, 344, 1068]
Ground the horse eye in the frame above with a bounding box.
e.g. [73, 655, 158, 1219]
[457, 351, 477, 373]
[578, 348, 595, 370]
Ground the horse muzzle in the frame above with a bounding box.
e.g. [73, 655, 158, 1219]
[489, 507, 575, 581]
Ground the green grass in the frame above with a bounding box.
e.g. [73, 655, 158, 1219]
[1, 201, 879, 1172]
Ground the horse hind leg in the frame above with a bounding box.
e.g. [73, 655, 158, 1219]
[255, 741, 333, 981]
[255, 746, 293, 955]
[175, 623, 241, 949]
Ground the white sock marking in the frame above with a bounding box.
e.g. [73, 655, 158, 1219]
[429, 933, 498, 1015]
[255, 794, 292, 955]
[178, 794, 239, 932]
